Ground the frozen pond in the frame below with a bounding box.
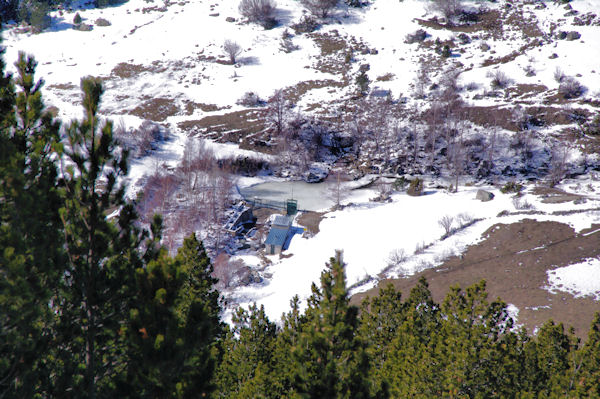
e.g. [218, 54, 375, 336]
[238, 181, 335, 212]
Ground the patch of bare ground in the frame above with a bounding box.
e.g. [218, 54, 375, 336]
[481, 40, 541, 67]
[532, 186, 585, 204]
[177, 109, 267, 142]
[504, 3, 544, 39]
[47, 82, 78, 91]
[376, 73, 395, 82]
[353, 219, 600, 339]
[463, 105, 574, 131]
[182, 100, 226, 115]
[111, 61, 167, 79]
[505, 83, 548, 99]
[128, 97, 180, 122]
[296, 211, 325, 237]
[282, 79, 345, 105]
[415, 9, 503, 37]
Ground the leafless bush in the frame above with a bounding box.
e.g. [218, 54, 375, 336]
[464, 81, 479, 91]
[213, 253, 249, 290]
[488, 69, 512, 89]
[237, 91, 264, 107]
[300, 0, 337, 18]
[291, 15, 319, 33]
[457, 212, 473, 225]
[559, 77, 585, 99]
[414, 241, 426, 255]
[386, 248, 408, 269]
[553, 67, 566, 83]
[267, 89, 290, 135]
[405, 29, 427, 44]
[280, 31, 299, 53]
[524, 64, 536, 77]
[238, 0, 277, 27]
[512, 196, 534, 210]
[428, 0, 464, 21]
[223, 40, 243, 64]
[115, 120, 165, 158]
[438, 215, 454, 236]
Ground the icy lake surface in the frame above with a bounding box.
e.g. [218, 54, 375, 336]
[238, 181, 336, 212]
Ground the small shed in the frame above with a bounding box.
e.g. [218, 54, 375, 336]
[265, 215, 293, 255]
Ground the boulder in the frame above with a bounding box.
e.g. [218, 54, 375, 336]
[304, 164, 329, 183]
[476, 189, 495, 202]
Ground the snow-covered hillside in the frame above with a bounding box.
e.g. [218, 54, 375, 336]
[4, 0, 600, 323]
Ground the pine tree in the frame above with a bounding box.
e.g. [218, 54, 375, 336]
[55, 76, 145, 397]
[122, 233, 223, 398]
[0, 51, 62, 397]
[359, 284, 404, 395]
[215, 304, 277, 398]
[289, 253, 379, 398]
[578, 313, 600, 396]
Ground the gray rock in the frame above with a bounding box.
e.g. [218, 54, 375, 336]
[476, 189, 495, 202]
[566, 31, 581, 40]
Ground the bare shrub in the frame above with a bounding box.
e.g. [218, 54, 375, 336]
[405, 29, 427, 44]
[280, 30, 299, 53]
[238, 0, 277, 27]
[386, 248, 408, 269]
[553, 67, 566, 83]
[115, 120, 165, 158]
[438, 215, 454, 236]
[237, 91, 264, 107]
[512, 196, 534, 210]
[300, 0, 337, 18]
[223, 40, 242, 64]
[213, 253, 248, 290]
[291, 15, 319, 33]
[559, 77, 585, 99]
[524, 64, 536, 77]
[458, 212, 473, 225]
[428, 0, 464, 22]
[488, 69, 512, 89]
[267, 89, 290, 135]
[414, 241, 426, 255]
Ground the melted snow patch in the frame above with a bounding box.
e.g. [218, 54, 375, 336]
[546, 258, 600, 300]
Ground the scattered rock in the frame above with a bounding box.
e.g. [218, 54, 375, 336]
[74, 23, 93, 31]
[549, 53, 558, 59]
[405, 29, 427, 44]
[303, 164, 329, 183]
[458, 33, 471, 45]
[225, 16, 236, 22]
[480, 42, 491, 51]
[566, 31, 581, 41]
[476, 189, 495, 202]
[209, 12, 219, 17]
[95, 18, 111, 26]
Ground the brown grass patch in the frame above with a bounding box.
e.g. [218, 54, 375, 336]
[47, 82, 78, 91]
[183, 100, 224, 115]
[283, 79, 345, 105]
[296, 211, 325, 237]
[415, 9, 502, 36]
[129, 97, 180, 121]
[531, 186, 585, 204]
[177, 109, 266, 141]
[376, 73, 395, 82]
[505, 83, 548, 99]
[353, 219, 600, 339]
[111, 61, 167, 79]
[309, 30, 349, 56]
